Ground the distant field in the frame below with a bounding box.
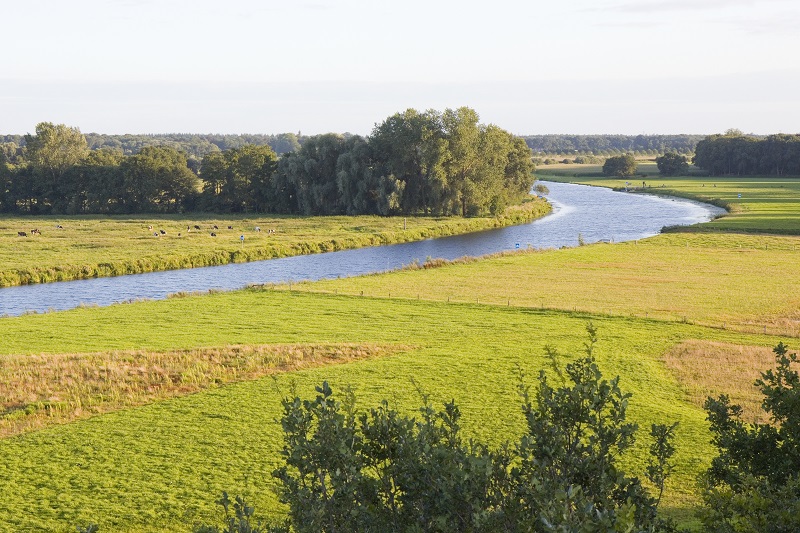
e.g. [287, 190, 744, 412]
[0, 289, 775, 531]
[300, 232, 800, 336]
[0, 198, 549, 287]
[538, 169, 800, 235]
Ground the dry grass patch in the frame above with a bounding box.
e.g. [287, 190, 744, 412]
[0, 342, 407, 437]
[663, 340, 780, 423]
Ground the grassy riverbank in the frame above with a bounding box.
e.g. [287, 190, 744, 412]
[1, 175, 798, 530]
[0, 198, 549, 287]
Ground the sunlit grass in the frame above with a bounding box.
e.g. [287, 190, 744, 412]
[298, 232, 800, 336]
[0, 199, 549, 287]
[0, 342, 404, 438]
[0, 289, 775, 531]
[662, 340, 783, 424]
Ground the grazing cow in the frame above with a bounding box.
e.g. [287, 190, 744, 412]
[18, 231, 27, 237]
[148, 225, 153, 230]
[213, 225, 219, 230]
[159, 229, 166, 235]
[255, 226, 261, 232]
[56, 225, 63, 229]
[210, 232, 217, 237]
[154, 232, 159, 237]
[194, 225, 201, 230]
[178, 233, 181, 237]
[31, 229, 41, 235]
[227, 225, 233, 230]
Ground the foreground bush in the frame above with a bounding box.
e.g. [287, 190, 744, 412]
[699, 342, 800, 532]
[199, 327, 680, 532]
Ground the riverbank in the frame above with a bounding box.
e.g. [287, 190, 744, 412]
[537, 169, 800, 235]
[0, 198, 550, 288]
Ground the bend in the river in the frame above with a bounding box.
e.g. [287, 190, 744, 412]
[0, 181, 726, 317]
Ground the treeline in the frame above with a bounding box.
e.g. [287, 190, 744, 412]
[0, 107, 535, 216]
[522, 134, 704, 155]
[693, 131, 800, 176]
[2, 133, 302, 159]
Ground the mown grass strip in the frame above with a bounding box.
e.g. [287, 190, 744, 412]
[662, 340, 782, 424]
[0, 200, 549, 287]
[0, 343, 405, 438]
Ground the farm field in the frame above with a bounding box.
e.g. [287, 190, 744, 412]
[1, 175, 799, 531]
[0, 198, 548, 288]
[0, 289, 775, 531]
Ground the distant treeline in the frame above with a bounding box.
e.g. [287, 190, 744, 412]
[522, 134, 704, 155]
[693, 132, 800, 176]
[3, 132, 302, 160]
[0, 107, 535, 216]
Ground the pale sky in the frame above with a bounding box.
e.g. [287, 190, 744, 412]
[3, 0, 798, 135]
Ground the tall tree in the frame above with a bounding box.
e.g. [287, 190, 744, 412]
[24, 122, 89, 212]
[120, 146, 200, 213]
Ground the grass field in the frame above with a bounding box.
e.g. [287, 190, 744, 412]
[0, 289, 776, 531]
[1, 174, 799, 531]
[0, 198, 549, 287]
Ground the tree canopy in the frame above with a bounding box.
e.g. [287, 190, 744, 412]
[693, 132, 800, 176]
[655, 153, 689, 176]
[1, 110, 535, 216]
[602, 154, 638, 178]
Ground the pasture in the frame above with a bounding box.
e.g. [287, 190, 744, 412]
[1, 175, 799, 531]
[0, 198, 548, 287]
[0, 289, 776, 531]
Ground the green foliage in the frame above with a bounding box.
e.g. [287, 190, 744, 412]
[195, 492, 285, 533]
[2, 111, 533, 216]
[693, 133, 800, 176]
[602, 155, 638, 178]
[523, 135, 702, 155]
[699, 342, 800, 532]
[655, 153, 689, 177]
[263, 328, 678, 532]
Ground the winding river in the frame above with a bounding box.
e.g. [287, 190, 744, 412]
[0, 182, 725, 317]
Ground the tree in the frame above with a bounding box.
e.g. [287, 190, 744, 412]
[602, 154, 637, 178]
[23, 122, 89, 212]
[655, 153, 689, 176]
[700, 342, 800, 532]
[119, 146, 200, 213]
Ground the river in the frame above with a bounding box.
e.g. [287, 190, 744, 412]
[0, 182, 725, 317]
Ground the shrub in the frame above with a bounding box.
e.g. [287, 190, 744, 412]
[699, 342, 800, 532]
[197, 326, 681, 532]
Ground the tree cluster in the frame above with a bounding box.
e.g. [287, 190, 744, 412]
[602, 154, 638, 178]
[655, 153, 689, 176]
[1, 109, 535, 216]
[523, 135, 703, 156]
[693, 131, 800, 176]
[83, 132, 302, 158]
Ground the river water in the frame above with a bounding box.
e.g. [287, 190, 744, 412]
[0, 182, 725, 317]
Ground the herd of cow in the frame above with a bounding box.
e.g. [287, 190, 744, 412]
[17, 227, 52, 237]
[15, 224, 274, 238]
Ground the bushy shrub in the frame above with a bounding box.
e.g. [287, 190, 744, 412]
[699, 342, 800, 532]
[199, 326, 680, 532]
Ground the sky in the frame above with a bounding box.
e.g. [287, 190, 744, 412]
[3, 0, 799, 135]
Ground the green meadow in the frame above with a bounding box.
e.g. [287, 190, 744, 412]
[1, 174, 799, 531]
[0, 198, 548, 288]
